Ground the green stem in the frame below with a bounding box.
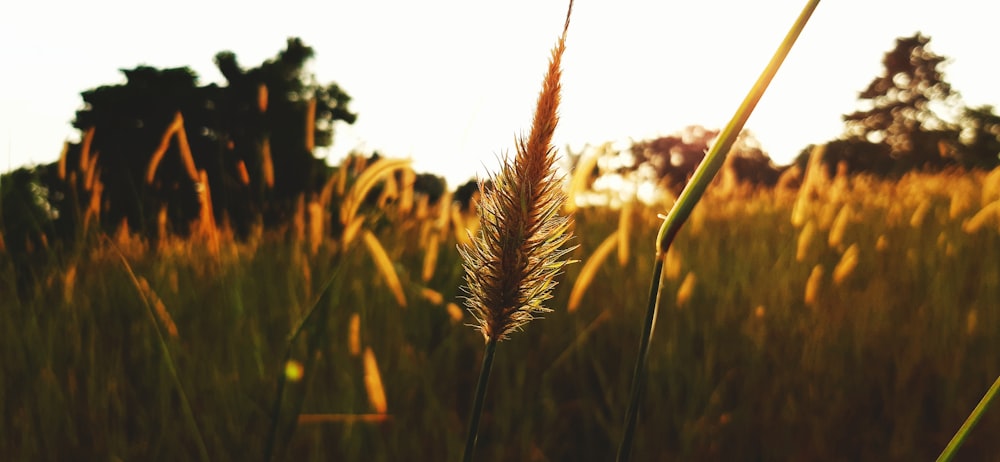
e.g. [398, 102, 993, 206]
[462, 337, 498, 462]
[936, 375, 1000, 462]
[616, 1, 820, 460]
[616, 259, 664, 462]
[657, 0, 820, 254]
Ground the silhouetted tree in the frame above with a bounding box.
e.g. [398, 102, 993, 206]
[454, 179, 481, 213]
[627, 126, 782, 192]
[59, 38, 357, 238]
[956, 105, 1000, 170]
[0, 166, 59, 300]
[793, 140, 894, 178]
[630, 125, 719, 190]
[413, 173, 448, 206]
[842, 33, 961, 171]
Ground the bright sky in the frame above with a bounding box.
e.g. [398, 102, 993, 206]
[1, 0, 997, 187]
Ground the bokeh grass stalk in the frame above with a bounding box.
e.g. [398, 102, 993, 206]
[108, 236, 211, 462]
[616, 1, 820, 460]
[936, 374, 1000, 462]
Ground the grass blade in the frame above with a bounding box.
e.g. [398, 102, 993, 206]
[936, 375, 1000, 462]
[107, 236, 210, 462]
[616, 1, 821, 460]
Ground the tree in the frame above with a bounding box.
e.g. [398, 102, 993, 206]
[628, 126, 782, 192]
[956, 105, 1000, 170]
[842, 33, 961, 171]
[58, 38, 358, 237]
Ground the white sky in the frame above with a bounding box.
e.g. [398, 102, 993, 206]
[1, 0, 997, 187]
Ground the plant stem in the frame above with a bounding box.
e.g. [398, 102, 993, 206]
[615, 1, 820, 460]
[616, 259, 664, 462]
[462, 337, 498, 462]
[936, 374, 1000, 462]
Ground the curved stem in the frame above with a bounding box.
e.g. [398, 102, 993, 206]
[462, 337, 499, 462]
[616, 1, 820, 460]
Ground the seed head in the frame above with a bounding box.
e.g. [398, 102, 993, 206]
[459, 1, 576, 341]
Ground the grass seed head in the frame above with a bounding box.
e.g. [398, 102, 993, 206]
[832, 244, 859, 286]
[363, 348, 388, 414]
[568, 230, 618, 313]
[459, 2, 576, 342]
[676, 271, 697, 308]
[805, 264, 824, 307]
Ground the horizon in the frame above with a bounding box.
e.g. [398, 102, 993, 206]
[2, 0, 998, 187]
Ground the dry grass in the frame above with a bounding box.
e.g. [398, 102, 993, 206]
[459, 3, 576, 341]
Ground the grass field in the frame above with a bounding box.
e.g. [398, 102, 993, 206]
[2, 166, 999, 461]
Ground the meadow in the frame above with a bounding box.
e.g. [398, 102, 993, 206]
[2, 159, 999, 461]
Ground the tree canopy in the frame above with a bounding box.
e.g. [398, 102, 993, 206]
[828, 32, 1000, 175]
[57, 37, 358, 237]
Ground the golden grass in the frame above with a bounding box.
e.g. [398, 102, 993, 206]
[664, 246, 683, 281]
[832, 243, 859, 286]
[421, 287, 445, 306]
[297, 413, 390, 424]
[792, 144, 826, 227]
[236, 160, 251, 186]
[305, 97, 316, 153]
[446, 302, 465, 324]
[828, 204, 852, 249]
[422, 232, 440, 282]
[341, 216, 365, 249]
[136, 275, 179, 338]
[805, 264, 824, 307]
[257, 83, 268, 113]
[618, 200, 633, 266]
[79, 126, 95, 180]
[568, 230, 618, 313]
[458, 6, 576, 340]
[307, 199, 324, 256]
[363, 347, 388, 414]
[339, 158, 412, 228]
[146, 112, 199, 184]
[797, 219, 816, 262]
[963, 200, 1000, 234]
[399, 168, 416, 216]
[361, 229, 407, 308]
[676, 271, 697, 308]
[57, 141, 69, 180]
[62, 264, 77, 304]
[262, 137, 275, 188]
[565, 148, 601, 213]
[910, 201, 931, 228]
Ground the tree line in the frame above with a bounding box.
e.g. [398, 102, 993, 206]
[3, 33, 999, 256]
[574, 33, 1000, 198]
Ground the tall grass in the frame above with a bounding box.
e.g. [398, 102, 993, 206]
[458, 2, 575, 459]
[2, 167, 998, 460]
[616, 1, 819, 460]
